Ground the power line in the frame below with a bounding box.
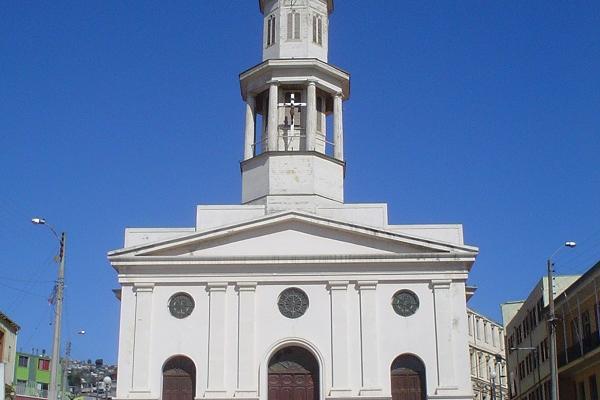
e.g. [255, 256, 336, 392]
[0, 281, 50, 299]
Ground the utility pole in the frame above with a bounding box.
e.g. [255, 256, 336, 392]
[50, 232, 66, 400]
[545, 241, 576, 400]
[547, 258, 559, 400]
[32, 218, 67, 400]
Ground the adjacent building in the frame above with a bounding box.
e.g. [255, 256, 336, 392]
[14, 351, 61, 400]
[1, 311, 20, 387]
[501, 275, 580, 400]
[554, 260, 600, 399]
[467, 306, 508, 400]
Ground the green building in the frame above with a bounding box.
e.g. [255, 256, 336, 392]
[14, 351, 62, 399]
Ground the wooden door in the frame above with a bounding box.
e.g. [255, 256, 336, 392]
[269, 371, 315, 400]
[163, 368, 193, 400]
[391, 370, 423, 400]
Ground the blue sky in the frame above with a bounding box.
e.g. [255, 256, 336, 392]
[1, 1, 599, 363]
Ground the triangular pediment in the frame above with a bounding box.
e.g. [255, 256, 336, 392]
[108, 211, 477, 261]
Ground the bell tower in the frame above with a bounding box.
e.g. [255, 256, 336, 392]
[260, 0, 332, 62]
[240, 0, 349, 213]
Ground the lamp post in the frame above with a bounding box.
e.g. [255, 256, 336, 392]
[489, 368, 497, 400]
[495, 354, 504, 400]
[547, 241, 576, 400]
[32, 217, 66, 400]
[103, 376, 112, 400]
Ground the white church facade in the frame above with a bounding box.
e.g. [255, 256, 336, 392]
[109, 2, 479, 400]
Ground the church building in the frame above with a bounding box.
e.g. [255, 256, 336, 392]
[109, 1, 479, 400]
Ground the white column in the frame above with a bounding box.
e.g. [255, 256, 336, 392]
[306, 81, 317, 151]
[329, 281, 351, 396]
[431, 280, 457, 393]
[235, 282, 257, 397]
[131, 283, 154, 392]
[267, 82, 279, 151]
[357, 281, 381, 396]
[0, 363, 5, 400]
[244, 95, 256, 160]
[206, 282, 228, 397]
[333, 92, 344, 161]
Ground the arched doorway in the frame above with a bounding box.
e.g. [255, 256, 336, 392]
[268, 346, 319, 400]
[162, 356, 196, 400]
[390, 354, 426, 400]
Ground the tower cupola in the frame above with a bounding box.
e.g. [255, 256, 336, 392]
[260, 0, 333, 62]
[240, 0, 349, 213]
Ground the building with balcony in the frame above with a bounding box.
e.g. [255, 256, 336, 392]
[467, 306, 508, 400]
[1, 311, 20, 387]
[555, 260, 600, 400]
[501, 275, 579, 400]
[13, 351, 62, 400]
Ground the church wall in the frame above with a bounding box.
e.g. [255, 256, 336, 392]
[115, 269, 473, 400]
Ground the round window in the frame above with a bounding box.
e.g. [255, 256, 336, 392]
[168, 292, 195, 319]
[392, 290, 419, 317]
[278, 288, 309, 319]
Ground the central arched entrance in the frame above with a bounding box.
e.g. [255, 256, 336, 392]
[162, 356, 196, 400]
[268, 346, 319, 400]
[390, 354, 426, 400]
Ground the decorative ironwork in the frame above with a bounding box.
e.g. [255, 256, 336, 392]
[168, 293, 195, 319]
[278, 288, 309, 319]
[392, 290, 419, 317]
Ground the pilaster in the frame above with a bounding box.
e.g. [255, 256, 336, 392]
[131, 283, 154, 393]
[206, 282, 228, 397]
[431, 279, 458, 395]
[328, 281, 352, 396]
[357, 281, 381, 396]
[235, 282, 258, 398]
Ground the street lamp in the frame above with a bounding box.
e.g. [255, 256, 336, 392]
[102, 376, 112, 400]
[547, 241, 576, 400]
[32, 217, 66, 400]
[489, 368, 497, 400]
[494, 353, 504, 400]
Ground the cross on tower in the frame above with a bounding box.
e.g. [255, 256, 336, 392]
[278, 93, 306, 128]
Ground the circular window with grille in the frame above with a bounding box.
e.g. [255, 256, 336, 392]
[392, 290, 419, 317]
[168, 292, 195, 319]
[278, 288, 309, 319]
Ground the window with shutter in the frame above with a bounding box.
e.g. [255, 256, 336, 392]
[266, 15, 276, 47]
[294, 12, 300, 39]
[317, 17, 322, 45]
[288, 12, 300, 40]
[287, 13, 293, 39]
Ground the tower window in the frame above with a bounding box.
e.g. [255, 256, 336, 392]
[266, 15, 276, 47]
[287, 12, 300, 40]
[313, 15, 323, 45]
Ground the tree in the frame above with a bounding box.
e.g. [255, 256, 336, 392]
[5, 383, 15, 400]
[68, 372, 82, 388]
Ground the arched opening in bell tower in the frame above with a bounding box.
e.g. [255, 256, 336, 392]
[249, 85, 336, 157]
